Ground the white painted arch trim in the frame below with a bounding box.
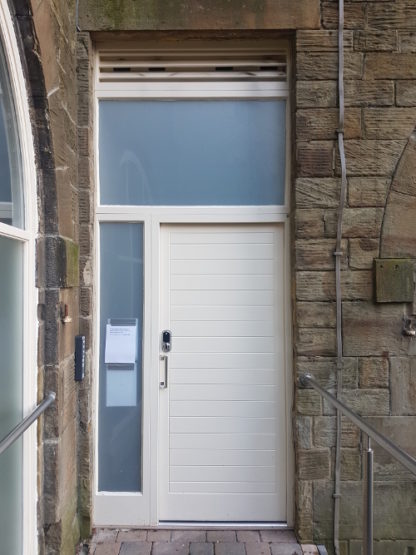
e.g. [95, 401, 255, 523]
[0, 2, 38, 554]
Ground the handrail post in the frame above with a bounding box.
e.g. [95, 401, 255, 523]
[363, 434, 374, 555]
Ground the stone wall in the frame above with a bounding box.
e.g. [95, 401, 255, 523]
[295, 2, 416, 553]
[10, 0, 416, 553]
[30, 0, 81, 552]
[10, 0, 81, 553]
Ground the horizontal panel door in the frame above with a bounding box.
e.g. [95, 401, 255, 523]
[159, 224, 287, 522]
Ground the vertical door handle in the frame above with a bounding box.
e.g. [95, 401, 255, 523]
[160, 355, 168, 389]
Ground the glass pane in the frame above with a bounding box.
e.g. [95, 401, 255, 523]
[98, 223, 144, 492]
[0, 235, 23, 553]
[99, 100, 286, 206]
[0, 36, 23, 228]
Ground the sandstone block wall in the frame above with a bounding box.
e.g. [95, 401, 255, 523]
[9, 0, 416, 553]
[10, 0, 81, 553]
[295, 2, 416, 553]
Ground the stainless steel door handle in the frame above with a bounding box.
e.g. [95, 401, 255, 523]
[160, 355, 168, 388]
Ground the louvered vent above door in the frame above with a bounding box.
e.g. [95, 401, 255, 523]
[96, 48, 288, 97]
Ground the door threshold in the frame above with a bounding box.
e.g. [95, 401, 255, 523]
[158, 521, 290, 530]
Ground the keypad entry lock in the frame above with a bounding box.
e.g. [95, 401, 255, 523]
[160, 330, 172, 389]
[161, 330, 172, 353]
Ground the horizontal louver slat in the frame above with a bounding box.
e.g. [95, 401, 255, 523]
[98, 50, 287, 85]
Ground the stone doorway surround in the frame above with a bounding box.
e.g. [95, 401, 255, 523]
[83, 528, 317, 555]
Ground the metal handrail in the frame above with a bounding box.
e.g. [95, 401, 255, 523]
[0, 392, 56, 456]
[299, 373, 416, 555]
[299, 373, 416, 475]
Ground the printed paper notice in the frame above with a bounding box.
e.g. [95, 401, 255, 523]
[105, 324, 137, 364]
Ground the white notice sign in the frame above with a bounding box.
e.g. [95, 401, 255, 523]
[105, 324, 137, 364]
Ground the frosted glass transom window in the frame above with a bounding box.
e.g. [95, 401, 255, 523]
[99, 100, 286, 206]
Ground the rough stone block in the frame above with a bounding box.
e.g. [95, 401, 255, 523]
[296, 416, 312, 449]
[396, 80, 416, 107]
[38, 235, 79, 289]
[296, 209, 327, 239]
[296, 271, 373, 301]
[367, 415, 416, 481]
[359, 358, 389, 388]
[375, 259, 414, 303]
[296, 389, 322, 416]
[313, 416, 359, 449]
[392, 134, 416, 196]
[399, 31, 416, 53]
[341, 389, 390, 416]
[340, 449, 361, 481]
[313, 481, 362, 540]
[340, 140, 406, 177]
[79, 0, 321, 31]
[372, 483, 416, 539]
[296, 81, 337, 108]
[297, 141, 334, 177]
[296, 302, 336, 329]
[381, 191, 416, 258]
[345, 80, 394, 107]
[391, 357, 416, 415]
[322, 2, 366, 30]
[341, 208, 384, 239]
[367, 2, 416, 30]
[297, 108, 361, 141]
[354, 31, 397, 52]
[348, 177, 390, 207]
[297, 357, 358, 390]
[295, 178, 340, 208]
[295, 239, 347, 271]
[297, 30, 353, 52]
[350, 238, 379, 270]
[343, 302, 408, 357]
[297, 52, 363, 80]
[366, 53, 416, 79]
[296, 480, 313, 541]
[296, 328, 337, 357]
[364, 108, 416, 139]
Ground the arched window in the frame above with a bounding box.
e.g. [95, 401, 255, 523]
[0, 4, 36, 554]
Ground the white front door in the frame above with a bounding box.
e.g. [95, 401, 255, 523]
[158, 223, 287, 522]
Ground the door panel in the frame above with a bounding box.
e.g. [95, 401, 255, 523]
[159, 224, 287, 522]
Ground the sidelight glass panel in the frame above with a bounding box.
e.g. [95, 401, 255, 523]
[0, 36, 23, 228]
[99, 100, 286, 206]
[98, 223, 144, 492]
[0, 235, 23, 554]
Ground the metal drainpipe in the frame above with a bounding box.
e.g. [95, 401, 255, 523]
[334, 0, 348, 553]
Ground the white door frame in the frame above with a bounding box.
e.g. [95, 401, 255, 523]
[93, 40, 293, 527]
[95, 209, 293, 527]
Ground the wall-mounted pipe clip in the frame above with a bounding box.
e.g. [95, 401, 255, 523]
[402, 317, 416, 337]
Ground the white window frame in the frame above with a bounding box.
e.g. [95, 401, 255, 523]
[93, 40, 293, 528]
[0, 2, 37, 553]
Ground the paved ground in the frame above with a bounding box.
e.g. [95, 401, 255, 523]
[84, 529, 318, 555]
